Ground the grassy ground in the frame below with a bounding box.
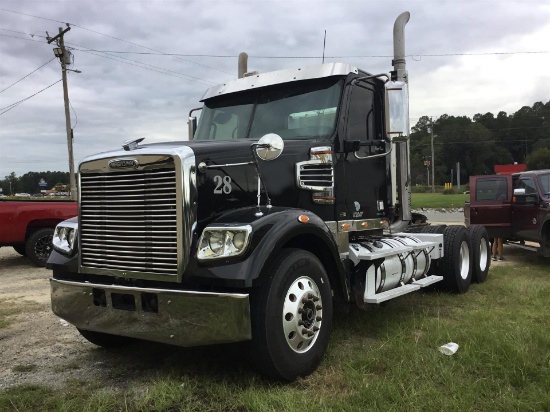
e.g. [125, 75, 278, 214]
[2, 252, 549, 411]
[411, 193, 469, 209]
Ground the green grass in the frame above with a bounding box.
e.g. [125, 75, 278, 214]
[1, 256, 549, 411]
[412, 193, 469, 209]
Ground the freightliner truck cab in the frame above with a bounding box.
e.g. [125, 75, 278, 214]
[48, 12, 490, 380]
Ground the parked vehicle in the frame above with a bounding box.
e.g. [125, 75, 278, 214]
[0, 200, 77, 266]
[49, 12, 490, 381]
[465, 170, 550, 256]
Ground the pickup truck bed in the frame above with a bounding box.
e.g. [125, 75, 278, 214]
[0, 200, 78, 266]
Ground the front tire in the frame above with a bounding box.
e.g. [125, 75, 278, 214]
[25, 227, 54, 267]
[77, 329, 135, 348]
[250, 248, 333, 381]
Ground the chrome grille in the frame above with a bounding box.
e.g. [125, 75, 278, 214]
[80, 168, 178, 276]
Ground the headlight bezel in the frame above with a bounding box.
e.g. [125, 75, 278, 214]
[53, 221, 78, 256]
[197, 225, 252, 261]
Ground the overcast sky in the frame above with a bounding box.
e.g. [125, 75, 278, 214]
[1, 0, 549, 179]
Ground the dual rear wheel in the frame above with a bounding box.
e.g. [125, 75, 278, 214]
[420, 224, 489, 292]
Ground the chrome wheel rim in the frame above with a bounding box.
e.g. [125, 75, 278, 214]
[459, 240, 470, 280]
[34, 234, 53, 262]
[479, 238, 489, 271]
[282, 276, 323, 353]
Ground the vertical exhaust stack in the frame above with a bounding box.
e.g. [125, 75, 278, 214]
[392, 12, 410, 83]
[390, 11, 412, 232]
[238, 52, 248, 78]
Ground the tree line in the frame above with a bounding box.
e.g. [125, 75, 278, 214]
[1, 171, 70, 196]
[2, 100, 549, 195]
[410, 100, 550, 187]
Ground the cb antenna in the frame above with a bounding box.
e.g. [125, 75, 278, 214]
[322, 30, 326, 63]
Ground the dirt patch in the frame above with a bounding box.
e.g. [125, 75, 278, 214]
[0, 248, 248, 391]
[0, 241, 538, 391]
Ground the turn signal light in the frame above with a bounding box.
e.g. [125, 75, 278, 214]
[298, 215, 309, 223]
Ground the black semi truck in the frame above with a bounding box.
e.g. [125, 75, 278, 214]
[48, 12, 490, 381]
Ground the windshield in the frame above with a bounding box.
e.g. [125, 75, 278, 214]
[538, 173, 550, 197]
[194, 77, 343, 141]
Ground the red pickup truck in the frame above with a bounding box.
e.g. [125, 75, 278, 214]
[0, 200, 78, 266]
[464, 170, 550, 256]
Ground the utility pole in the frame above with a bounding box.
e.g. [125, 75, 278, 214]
[430, 117, 435, 193]
[48, 26, 78, 201]
[423, 157, 431, 187]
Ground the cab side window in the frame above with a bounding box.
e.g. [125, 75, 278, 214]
[516, 177, 537, 195]
[476, 177, 508, 201]
[346, 84, 382, 143]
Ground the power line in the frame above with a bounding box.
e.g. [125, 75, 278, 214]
[77, 49, 216, 86]
[0, 8, 65, 24]
[0, 57, 56, 94]
[66, 43, 218, 85]
[0, 27, 49, 39]
[0, 79, 62, 116]
[38, 50, 550, 58]
[0, 31, 218, 86]
[68, 24, 234, 76]
[0, 32, 47, 43]
[0, 8, 233, 76]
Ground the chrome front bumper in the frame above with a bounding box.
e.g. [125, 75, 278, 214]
[50, 279, 251, 347]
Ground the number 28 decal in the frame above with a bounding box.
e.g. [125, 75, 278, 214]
[213, 175, 232, 194]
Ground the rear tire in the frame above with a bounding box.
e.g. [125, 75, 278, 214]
[250, 248, 333, 381]
[78, 329, 135, 348]
[467, 225, 490, 283]
[440, 226, 472, 293]
[25, 227, 54, 267]
[421, 224, 447, 234]
[12, 243, 27, 256]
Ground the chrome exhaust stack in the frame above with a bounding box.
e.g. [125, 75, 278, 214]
[389, 11, 412, 233]
[238, 52, 248, 79]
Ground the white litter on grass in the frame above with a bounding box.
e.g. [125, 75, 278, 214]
[59, 319, 69, 327]
[439, 342, 459, 355]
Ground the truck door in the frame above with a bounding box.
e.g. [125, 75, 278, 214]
[511, 175, 540, 242]
[338, 81, 387, 221]
[469, 175, 512, 238]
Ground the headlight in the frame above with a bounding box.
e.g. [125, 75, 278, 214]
[197, 225, 252, 261]
[53, 221, 78, 255]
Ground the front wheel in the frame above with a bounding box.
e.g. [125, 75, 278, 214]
[25, 227, 54, 267]
[250, 248, 333, 381]
[77, 329, 135, 348]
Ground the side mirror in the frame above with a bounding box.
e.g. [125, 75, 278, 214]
[385, 81, 409, 140]
[256, 134, 284, 161]
[513, 188, 538, 205]
[187, 107, 202, 140]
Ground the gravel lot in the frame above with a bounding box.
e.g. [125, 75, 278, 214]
[0, 247, 96, 389]
[0, 227, 527, 390]
[0, 247, 183, 391]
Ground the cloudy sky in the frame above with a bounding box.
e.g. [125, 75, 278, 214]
[1, 0, 549, 178]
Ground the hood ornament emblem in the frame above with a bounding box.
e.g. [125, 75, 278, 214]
[122, 137, 145, 151]
[109, 158, 139, 169]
